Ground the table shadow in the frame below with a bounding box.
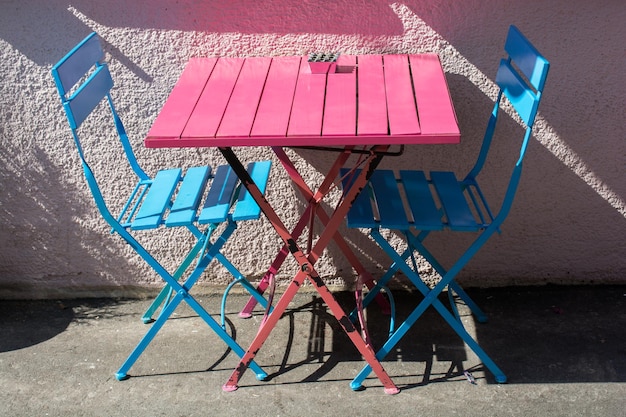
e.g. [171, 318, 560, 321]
[267, 285, 626, 388]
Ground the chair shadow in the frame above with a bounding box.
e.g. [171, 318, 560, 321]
[258, 285, 626, 388]
[3, 286, 623, 388]
[264, 292, 471, 388]
[469, 285, 626, 384]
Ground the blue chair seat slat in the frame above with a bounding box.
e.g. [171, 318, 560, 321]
[165, 166, 211, 227]
[232, 161, 272, 221]
[198, 165, 239, 224]
[340, 169, 377, 229]
[496, 60, 539, 126]
[131, 168, 182, 230]
[66, 65, 113, 129]
[430, 171, 480, 231]
[399, 170, 444, 230]
[370, 170, 410, 229]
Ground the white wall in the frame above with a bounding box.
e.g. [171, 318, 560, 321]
[1, 0, 624, 298]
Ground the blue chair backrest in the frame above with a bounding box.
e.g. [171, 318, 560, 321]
[498, 25, 549, 127]
[467, 25, 550, 181]
[51, 32, 147, 180]
[52, 33, 151, 227]
[465, 25, 549, 224]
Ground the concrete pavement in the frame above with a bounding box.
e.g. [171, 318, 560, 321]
[1, 285, 624, 416]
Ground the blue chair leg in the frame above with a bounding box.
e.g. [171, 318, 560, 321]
[406, 232, 488, 323]
[141, 236, 207, 324]
[350, 231, 505, 391]
[117, 222, 268, 382]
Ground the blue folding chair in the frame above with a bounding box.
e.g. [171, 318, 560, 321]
[51, 32, 271, 381]
[342, 25, 550, 389]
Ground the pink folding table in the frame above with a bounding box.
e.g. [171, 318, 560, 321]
[145, 53, 460, 394]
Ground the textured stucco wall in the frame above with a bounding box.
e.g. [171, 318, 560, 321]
[1, 0, 624, 298]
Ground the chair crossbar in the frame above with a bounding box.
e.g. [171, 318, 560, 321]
[367, 170, 408, 229]
[430, 171, 482, 231]
[504, 25, 549, 92]
[53, 32, 103, 95]
[117, 181, 149, 229]
[340, 169, 377, 229]
[399, 170, 442, 230]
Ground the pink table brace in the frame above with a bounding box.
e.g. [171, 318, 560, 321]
[145, 53, 460, 394]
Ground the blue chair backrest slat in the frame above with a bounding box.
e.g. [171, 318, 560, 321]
[64, 65, 113, 129]
[232, 161, 272, 221]
[496, 59, 539, 126]
[165, 166, 212, 227]
[131, 168, 182, 230]
[370, 170, 410, 229]
[430, 171, 480, 231]
[504, 25, 550, 92]
[198, 165, 239, 224]
[340, 169, 377, 229]
[399, 170, 443, 230]
[52, 32, 104, 96]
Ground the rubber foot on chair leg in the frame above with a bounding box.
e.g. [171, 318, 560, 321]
[222, 384, 239, 392]
[142, 317, 155, 324]
[255, 371, 269, 381]
[495, 375, 507, 384]
[116, 373, 130, 381]
[350, 382, 365, 392]
[238, 312, 252, 319]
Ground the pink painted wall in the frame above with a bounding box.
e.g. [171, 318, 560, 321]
[0, 0, 624, 298]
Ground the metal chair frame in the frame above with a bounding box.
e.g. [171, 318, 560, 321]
[343, 25, 550, 390]
[51, 32, 271, 381]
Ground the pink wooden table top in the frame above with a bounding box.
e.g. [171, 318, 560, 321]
[144, 54, 460, 148]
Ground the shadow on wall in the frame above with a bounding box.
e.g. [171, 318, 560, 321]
[0, 0, 404, 67]
[2, 0, 623, 204]
[0, 144, 140, 297]
[0, 0, 153, 81]
[0, 0, 624, 292]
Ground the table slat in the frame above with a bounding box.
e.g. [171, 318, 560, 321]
[410, 54, 460, 137]
[357, 55, 388, 136]
[287, 58, 327, 137]
[183, 58, 244, 139]
[217, 57, 272, 138]
[147, 58, 216, 140]
[322, 55, 357, 136]
[383, 55, 421, 136]
[251, 56, 301, 137]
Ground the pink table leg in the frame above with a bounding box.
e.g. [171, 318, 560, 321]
[220, 146, 399, 394]
[238, 147, 390, 317]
